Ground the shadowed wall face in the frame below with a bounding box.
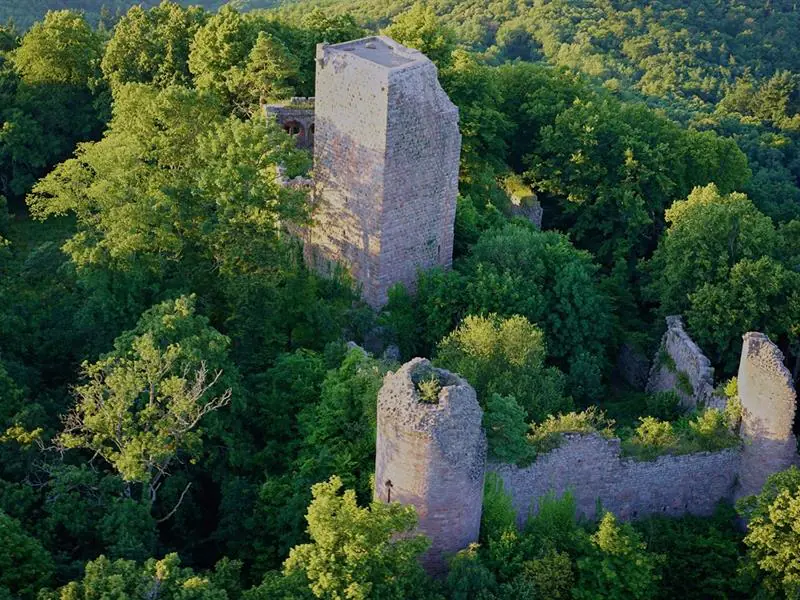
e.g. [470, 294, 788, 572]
[646, 315, 716, 408]
[307, 36, 460, 308]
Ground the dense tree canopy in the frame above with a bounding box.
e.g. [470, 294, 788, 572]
[1, 1, 799, 599]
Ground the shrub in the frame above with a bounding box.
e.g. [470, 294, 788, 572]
[645, 391, 683, 421]
[528, 408, 614, 455]
[416, 374, 442, 404]
[688, 409, 740, 451]
[481, 473, 517, 542]
[484, 393, 532, 463]
[624, 417, 677, 460]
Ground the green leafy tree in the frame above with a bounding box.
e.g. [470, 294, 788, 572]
[435, 314, 570, 422]
[57, 295, 236, 508]
[2, 10, 105, 198]
[647, 184, 799, 371]
[0, 510, 54, 599]
[382, 3, 456, 68]
[459, 225, 613, 400]
[42, 553, 235, 600]
[483, 393, 531, 463]
[738, 467, 800, 598]
[633, 506, 743, 600]
[101, 2, 208, 88]
[188, 6, 257, 109]
[283, 475, 433, 600]
[573, 512, 663, 600]
[10, 11, 102, 87]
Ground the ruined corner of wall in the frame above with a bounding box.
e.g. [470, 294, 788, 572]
[646, 315, 715, 408]
[735, 332, 799, 500]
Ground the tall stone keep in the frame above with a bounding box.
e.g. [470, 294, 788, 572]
[307, 36, 461, 308]
[736, 332, 798, 499]
[375, 358, 486, 574]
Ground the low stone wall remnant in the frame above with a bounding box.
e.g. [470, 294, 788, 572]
[490, 434, 740, 526]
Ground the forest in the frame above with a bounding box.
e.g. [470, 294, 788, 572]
[1, 1, 799, 599]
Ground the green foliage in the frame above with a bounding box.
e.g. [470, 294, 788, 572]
[416, 373, 442, 404]
[10, 11, 102, 87]
[624, 417, 678, 460]
[480, 473, 516, 542]
[737, 467, 800, 598]
[101, 2, 208, 88]
[448, 225, 612, 401]
[527, 408, 614, 455]
[0, 510, 54, 599]
[634, 505, 743, 600]
[382, 3, 455, 68]
[573, 512, 663, 600]
[622, 409, 740, 460]
[676, 371, 694, 397]
[44, 553, 234, 600]
[483, 394, 530, 464]
[283, 475, 433, 600]
[1, 9, 106, 199]
[647, 184, 800, 373]
[57, 295, 235, 500]
[435, 314, 571, 422]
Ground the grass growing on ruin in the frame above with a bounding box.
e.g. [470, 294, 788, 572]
[526, 397, 741, 461]
[621, 407, 741, 460]
[528, 407, 616, 455]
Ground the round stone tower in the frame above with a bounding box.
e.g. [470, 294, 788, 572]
[375, 358, 486, 574]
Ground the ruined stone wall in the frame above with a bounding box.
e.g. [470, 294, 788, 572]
[646, 315, 716, 408]
[736, 332, 799, 499]
[490, 434, 740, 526]
[263, 98, 315, 149]
[307, 36, 460, 308]
[375, 358, 486, 574]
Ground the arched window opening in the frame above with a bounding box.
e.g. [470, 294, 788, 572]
[284, 120, 304, 138]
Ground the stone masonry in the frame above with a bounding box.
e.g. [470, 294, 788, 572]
[263, 97, 315, 149]
[646, 315, 717, 408]
[735, 332, 799, 499]
[376, 333, 798, 573]
[375, 358, 486, 574]
[490, 434, 739, 526]
[306, 36, 461, 308]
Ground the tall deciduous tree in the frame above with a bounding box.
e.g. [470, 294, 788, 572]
[57, 295, 236, 509]
[284, 475, 434, 600]
[101, 2, 208, 89]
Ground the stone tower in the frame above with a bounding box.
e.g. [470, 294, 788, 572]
[306, 36, 461, 308]
[375, 358, 486, 574]
[736, 332, 798, 499]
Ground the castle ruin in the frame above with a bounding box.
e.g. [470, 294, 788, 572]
[295, 36, 461, 308]
[646, 315, 717, 408]
[376, 332, 799, 573]
[375, 359, 485, 574]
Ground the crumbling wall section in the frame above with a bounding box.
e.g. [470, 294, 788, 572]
[646, 315, 716, 408]
[736, 332, 798, 499]
[375, 358, 486, 574]
[490, 434, 740, 526]
[379, 57, 460, 303]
